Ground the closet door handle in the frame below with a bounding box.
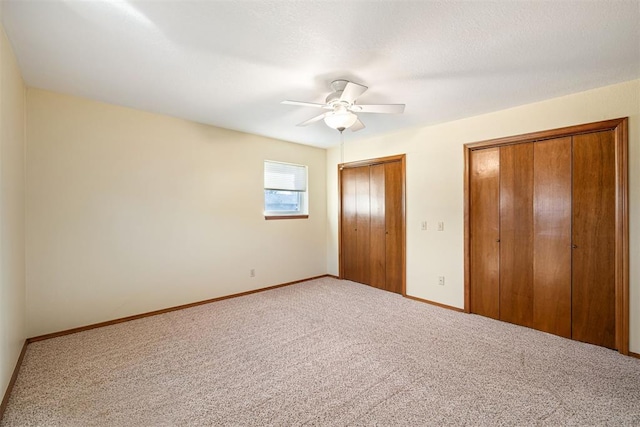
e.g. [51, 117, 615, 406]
[496, 239, 500, 243]
[572, 244, 578, 249]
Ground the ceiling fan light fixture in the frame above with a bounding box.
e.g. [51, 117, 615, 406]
[324, 109, 358, 130]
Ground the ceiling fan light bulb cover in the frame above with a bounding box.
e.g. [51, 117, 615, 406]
[324, 110, 358, 130]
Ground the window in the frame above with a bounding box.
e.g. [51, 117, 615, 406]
[264, 160, 308, 219]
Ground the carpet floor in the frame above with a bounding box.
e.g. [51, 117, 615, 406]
[2, 277, 640, 426]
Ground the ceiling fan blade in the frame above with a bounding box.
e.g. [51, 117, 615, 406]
[340, 82, 368, 103]
[356, 104, 405, 114]
[297, 113, 327, 127]
[350, 118, 365, 132]
[282, 100, 329, 109]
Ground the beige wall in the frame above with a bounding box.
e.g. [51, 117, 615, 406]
[0, 24, 26, 399]
[26, 89, 327, 337]
[327, 79, 640, 353]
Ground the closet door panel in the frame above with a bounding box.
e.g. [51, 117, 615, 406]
[533, 137, 572, 338]
[353, 166, 371, 285]
[500, 143, 534, 328]
[385, 160, 403, 294]
[341, 168, 358, 282]
[469, 148, 500, 319]
[572, 131, 616, 349]
[369, 164, 386, 289]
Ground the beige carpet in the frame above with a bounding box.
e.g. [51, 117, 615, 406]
[2, 277, 640, 426]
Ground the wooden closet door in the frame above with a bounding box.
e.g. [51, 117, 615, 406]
[340, 155, 406, 295]
[384, 160, 403, 294]
[369, 164, 386, 289]
[572, 130, 616, 349]
[500, 143, 534, 328]
[341, 167, 358, 282]
[469, 148, 500, 319]
[533, 137, 572, 338]
[341, 166, 371, 285]
[354, 166, 371, 285]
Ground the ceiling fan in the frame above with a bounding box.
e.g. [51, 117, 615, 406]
[282, 79, 405, 132]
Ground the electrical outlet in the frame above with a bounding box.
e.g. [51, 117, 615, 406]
[421, 221, 427, 231]
[437, 221, 445, 231]
[438, 276, 445, 286]
[250, 269, 255, 277]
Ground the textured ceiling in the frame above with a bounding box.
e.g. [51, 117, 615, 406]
[2, 1, 639, 148]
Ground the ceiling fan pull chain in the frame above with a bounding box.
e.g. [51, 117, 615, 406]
[340, 129, 345, 164]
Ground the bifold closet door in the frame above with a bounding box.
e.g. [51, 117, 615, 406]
[342, 166, 371, 285]
[532, 137, 572, 338]
[340, 158, 404, 294]
[341, 167, 358, 283]
[369, 164, 386, 289]
[469, 148, 500, 319]
[384, 160, 403, 294]
[367, 161, 403, 293]
[572, 130, 616, 349]
[466, 119, 627, 353]
[499, 143, 534, 328]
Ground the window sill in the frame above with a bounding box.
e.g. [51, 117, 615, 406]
[264, 215, 309, 220]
